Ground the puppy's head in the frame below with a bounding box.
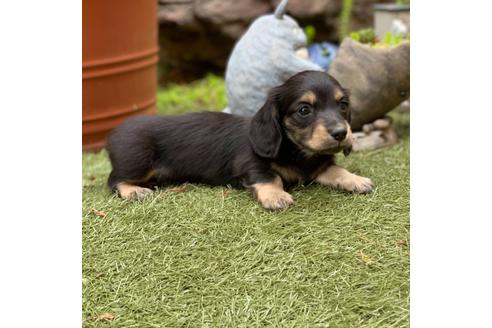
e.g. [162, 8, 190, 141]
[249, 70, 353, 158]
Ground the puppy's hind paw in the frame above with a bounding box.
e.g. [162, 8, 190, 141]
[117, 183, 154, 201]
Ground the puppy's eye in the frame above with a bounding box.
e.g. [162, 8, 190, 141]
[297, 105, 312, 117]
[340, 102, 349, 111]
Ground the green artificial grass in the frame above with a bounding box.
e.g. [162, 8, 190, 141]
[83, 75, 409, 327]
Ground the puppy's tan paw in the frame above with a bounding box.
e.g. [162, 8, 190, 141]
[335, 175, 374, 194]
[259, 190, 294, 210]
[316, 166, 374, 194]
[117, 183, 153, 201]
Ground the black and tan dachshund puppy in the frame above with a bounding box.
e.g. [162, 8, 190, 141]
[106, 70, 374, 209]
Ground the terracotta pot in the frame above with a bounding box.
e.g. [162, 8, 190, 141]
[83, 0, 158, 152]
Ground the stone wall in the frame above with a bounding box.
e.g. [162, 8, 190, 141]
[158, 0, 393, 83]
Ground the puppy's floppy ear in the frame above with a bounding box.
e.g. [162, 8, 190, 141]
[249, 91, 283, 158]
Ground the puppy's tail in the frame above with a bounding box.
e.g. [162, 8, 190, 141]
[274, 0, 289, 19]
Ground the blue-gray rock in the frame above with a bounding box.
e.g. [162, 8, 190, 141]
[224, 0, 323, 116]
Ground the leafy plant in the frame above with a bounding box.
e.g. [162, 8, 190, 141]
[350, 27, 408, 48]
[381, 31, 403, 47]
[350, 28, 376, 44]
[338, 0, 353, 41]
[304, 25, 316, 46]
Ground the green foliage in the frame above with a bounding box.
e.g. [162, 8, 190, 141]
[396, 0, 410, 5]
[350, 28, 407, 48]
[350, 28, 377, 44]
[304, 25, 316, 46]
[380, 31, 403, 47]
[156, 74, 227, 115]
[350, 32, 359, 42]
[338, 0, 353, 41]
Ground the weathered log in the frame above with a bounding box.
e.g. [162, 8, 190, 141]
[328, 38, 410, 131]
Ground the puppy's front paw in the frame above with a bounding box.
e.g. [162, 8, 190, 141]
[117, 183, 153, 201]
[259, 190, 294, 210]
[316, 166, 374, 194]
[337, 175, 374, 194]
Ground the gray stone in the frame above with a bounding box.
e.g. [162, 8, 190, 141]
[280, 0, 340, 18]
[328, 38, 410, 131]
[352, 130, 386, 152]
[352, 119, 399, 152]
[194, 0, 271, 25]
[158, 3, 197, 29]
[373, 118, 391, 129]
[157, 0, 395, 80]
[362, 123, 375, 134]
[224, 0, 323, 116]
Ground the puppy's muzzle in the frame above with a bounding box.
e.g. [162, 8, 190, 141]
[330, 126, 352, 156]
[330, 127, 347, 142]
[315, 122, 353, 155]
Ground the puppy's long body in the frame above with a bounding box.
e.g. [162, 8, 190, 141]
[107, 71, 374, 209]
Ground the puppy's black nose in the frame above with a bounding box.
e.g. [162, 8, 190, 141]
[331, 128, 347, 141]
